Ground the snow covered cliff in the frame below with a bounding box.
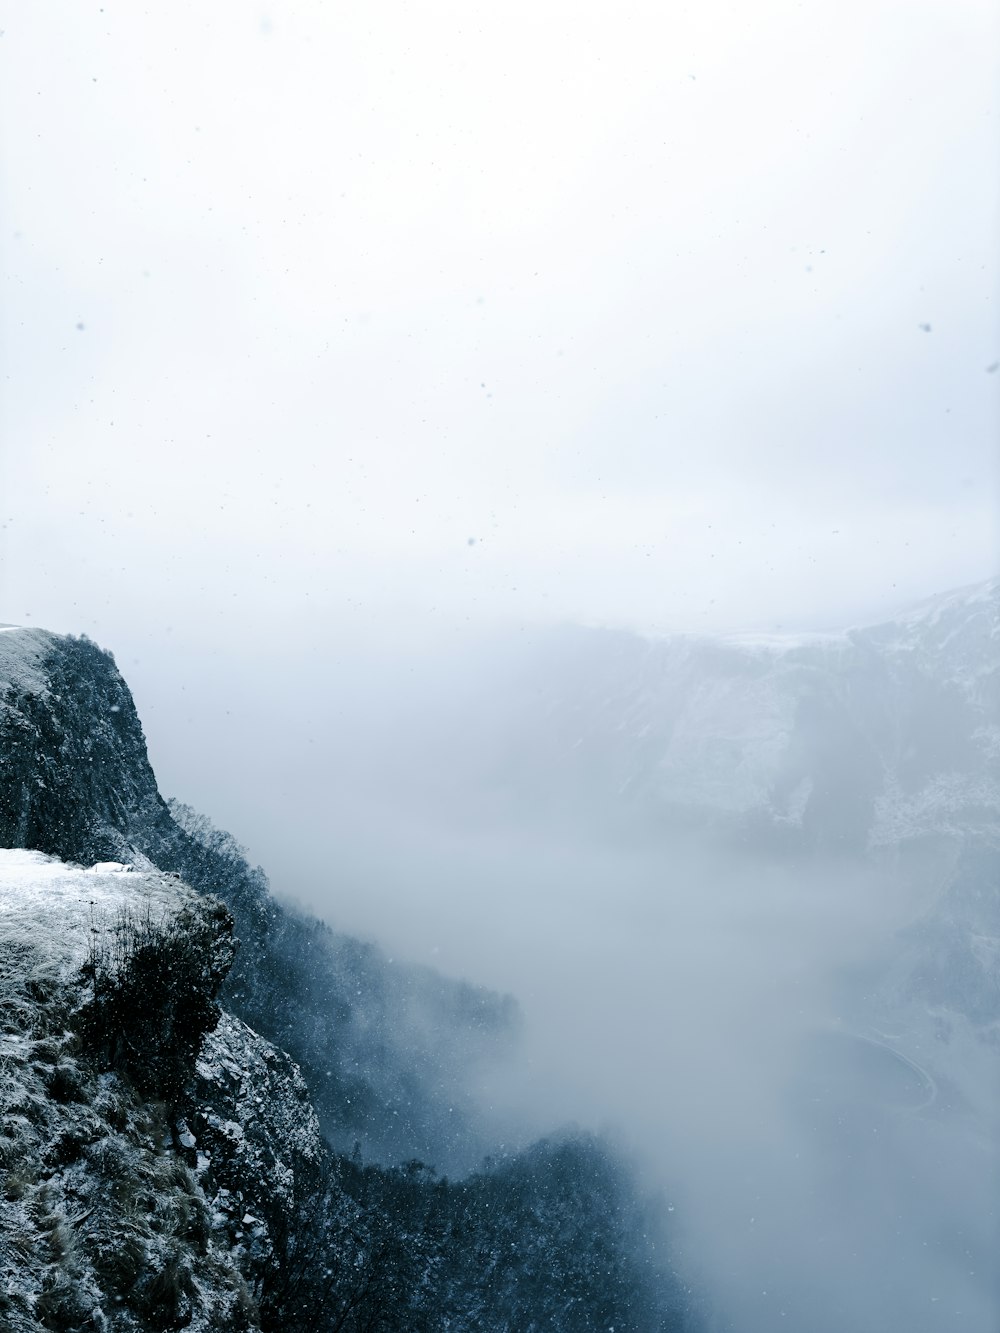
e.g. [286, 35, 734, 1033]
[0, 628, 515, 1171]
[0, 851, 321, 1332]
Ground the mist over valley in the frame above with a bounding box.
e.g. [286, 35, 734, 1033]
[120, 581, 1000, 1331]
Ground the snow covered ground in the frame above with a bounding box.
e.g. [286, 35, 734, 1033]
[0, 849, 325, 1333]
[0, 849, 198, 997]
[0, 629, 55, 699]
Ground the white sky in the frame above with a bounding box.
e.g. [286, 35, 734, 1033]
[1, 0, 999, 644]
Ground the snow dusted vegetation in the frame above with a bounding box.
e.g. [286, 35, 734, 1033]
[0, 852, 191, 977]
[0, 854, 262, 1330]
[0, 846, 693, 1331]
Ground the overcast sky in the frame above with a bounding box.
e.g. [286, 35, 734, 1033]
[1, 0, 998, 651]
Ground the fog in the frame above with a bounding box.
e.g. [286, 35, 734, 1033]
[131, 619, 999, 1331]
[3, 1, 1000, 1329]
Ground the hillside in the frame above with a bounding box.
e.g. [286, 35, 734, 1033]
[0, 852, 316, 1331]
[0, 633, 700, 1331]
[0, 627, 516, 1172]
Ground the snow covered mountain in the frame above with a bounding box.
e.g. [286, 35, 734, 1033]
[407, 579, 1000, 856]
[509, 582, 1000, 1035]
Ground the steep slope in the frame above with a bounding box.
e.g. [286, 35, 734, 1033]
[0, 851, 699, 1332]
[0, 630, 514, 1172]
[0, 851, 318, 1332]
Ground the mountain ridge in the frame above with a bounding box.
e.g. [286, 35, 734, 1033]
[411, 577, 1000, 855]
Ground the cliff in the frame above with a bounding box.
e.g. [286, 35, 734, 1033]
[0, 628, 513, 1172]
[0, 631, 699, 1331]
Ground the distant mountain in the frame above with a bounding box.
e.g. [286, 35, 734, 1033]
[407, 579, 999, 858]
[328, 581, 997, 1049]
[511, 584, 1000, 1035]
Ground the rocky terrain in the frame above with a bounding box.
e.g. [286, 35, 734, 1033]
[0, 630, 698, 1331]
[0, 853, 314, 1330]
[0, 625, 516, 1173]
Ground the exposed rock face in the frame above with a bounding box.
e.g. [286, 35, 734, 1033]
[0, 632, 166, 863]
[0, 852, 320, 1333]
[0, 631, 516, 1172]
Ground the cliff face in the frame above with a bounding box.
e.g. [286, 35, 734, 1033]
[0, 630, 514, 1173]
[0, 852, 320, 1333]
[0, 634, 700, 1332]
[0, 631, 167, 863]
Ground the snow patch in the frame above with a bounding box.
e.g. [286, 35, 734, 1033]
[0, 626, 57, 700]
